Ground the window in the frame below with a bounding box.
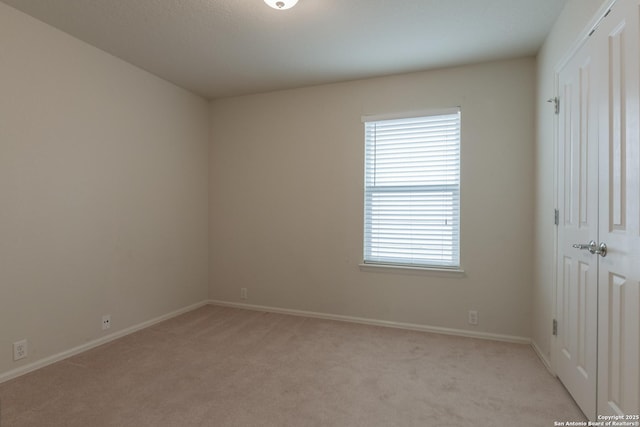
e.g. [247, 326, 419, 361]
[363, 109, 461, 269]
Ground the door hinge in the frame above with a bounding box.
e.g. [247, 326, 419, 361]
[548, 97, 560, 114]
[588, 8, 612, 37]
[554, 209, 559, 226]
[553, 319, 558, 336]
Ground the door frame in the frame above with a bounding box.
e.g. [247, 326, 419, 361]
[550, 0, 619, 378]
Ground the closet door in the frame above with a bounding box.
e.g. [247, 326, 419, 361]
[596, 0, 640, 417]
[555, 34, 599, 420]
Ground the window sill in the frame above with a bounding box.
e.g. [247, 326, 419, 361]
[358, 263, 466, 278]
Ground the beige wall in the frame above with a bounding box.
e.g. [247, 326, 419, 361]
[1, 0, 574, 379]
[533, 0, 609, 364]
[0, 3, 210, 377]
[210, 57, 536, 339]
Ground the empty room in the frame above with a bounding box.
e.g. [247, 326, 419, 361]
[1, 0, 639, 425]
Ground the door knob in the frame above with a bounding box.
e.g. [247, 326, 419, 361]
[595, 242, 607, 257]
[573, 241, 595, 251]
[573, 240, 598, 253]
[572, 240, 607, 257]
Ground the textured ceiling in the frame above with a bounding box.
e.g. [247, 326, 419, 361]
[1, 0, 567, 99]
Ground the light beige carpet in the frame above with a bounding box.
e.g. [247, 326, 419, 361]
[0, 305, 585, 426]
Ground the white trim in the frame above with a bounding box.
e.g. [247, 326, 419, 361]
[551, 52, 561, 378]
[207, 300, 531, 345]
[361, 107, 460, 123]
[553, 0, 618, 74]
[0, 301, 208, 384]
[0, 299, 532, 384]
[358, 263, 466, 277]
[531, 339, 555, 375]
[549, 0, 618, 376]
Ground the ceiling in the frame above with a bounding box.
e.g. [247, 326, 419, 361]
[1, 0, 567, 99]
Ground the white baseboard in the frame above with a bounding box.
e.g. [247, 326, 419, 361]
[531, 339, 554, 375]
[207, 300, 531, 345]
[1, 299, 535, 385]
[0, 301, 208, 384]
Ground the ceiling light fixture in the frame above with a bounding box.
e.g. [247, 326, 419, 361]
[264, 0, 298, 10]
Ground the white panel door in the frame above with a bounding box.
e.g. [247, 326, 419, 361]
[596, 0, 640, 417]
[555, 35, 599, 420]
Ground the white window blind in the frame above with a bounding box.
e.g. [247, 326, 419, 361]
[363, 109, 460, 268]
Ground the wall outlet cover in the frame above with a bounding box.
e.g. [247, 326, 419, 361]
[13, 339, 28, 361]
[468, 310, 479, 326]
[102, 314, 111, 330]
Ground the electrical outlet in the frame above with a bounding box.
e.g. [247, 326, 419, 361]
[102, 314, 111, 330]
[468, 310, 479, 325]
[13, 339, 27, 361]
[240, 288, 248, 300]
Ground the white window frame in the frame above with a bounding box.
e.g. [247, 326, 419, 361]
[361, 108, 462, 273]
